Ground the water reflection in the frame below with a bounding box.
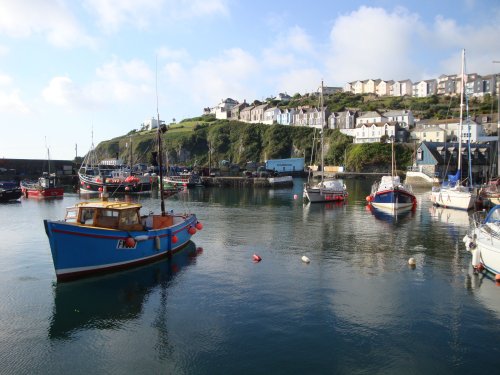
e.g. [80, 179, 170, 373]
[365, 204, 415, 225]
[429, 206, 471, 228]
[465, 267, 500, 320]
[48, 241, 201, 340]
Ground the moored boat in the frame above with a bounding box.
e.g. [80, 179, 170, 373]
[45, 94, 203, 281]
[478, 178, 500, 208]
[303, 81, 348, 203]
[366, 136, 416, 212]
[163, 171, 202, 188]
[0, 181, 22, 202]
[430, 49, 476, 210]
[366, 175, 416, 211]
[464, 205, 500, 276]
[21, 174, 64, 198]
[44, 199, 201, 281]
[79, 156, 153, 194]
[268, 175, 293, 187]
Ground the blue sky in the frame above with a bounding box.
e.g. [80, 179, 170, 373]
[1, 0, 499, 159]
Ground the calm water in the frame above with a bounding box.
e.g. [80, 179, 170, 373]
[1, 178, 499, 374]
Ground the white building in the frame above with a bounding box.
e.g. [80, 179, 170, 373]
[215, 98, 239, 120]
[353, 121, 399, 143]
[142, 116, 165, 130]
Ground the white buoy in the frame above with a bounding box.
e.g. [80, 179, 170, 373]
[408, 257, 416, 266]
[294, 194, 298, 200]
[301, 255, 310, 263]
[155, 236, 161, 250]
[134, 235, 149, 242]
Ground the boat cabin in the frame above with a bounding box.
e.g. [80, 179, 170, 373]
[64, 201, 144, 231]
[64, 201, 174, 230]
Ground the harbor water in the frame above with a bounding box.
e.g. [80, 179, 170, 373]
[1, 178, 499, 374]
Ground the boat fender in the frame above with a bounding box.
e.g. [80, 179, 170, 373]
[171, 235, 178, 244]
[471, 246, 481, 268]
[195, 221, 203, 230]
[365, 195, 373, 202]
[253, 254, 262, 262]
[125, 237, 136, 248]
[134, 235, 148, 242]
[155, 236, 161, 250]
[463, 235, 476, 251]
[495, 274, 500, 283]
[301, 255, 310, 263]
[188, 226, 197, 235]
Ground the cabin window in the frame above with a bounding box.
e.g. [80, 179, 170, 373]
[119, 210, 140, 226]
[80, 209, 95, 225]
[101, 209, 119, 218]
[97, 209, 119, 228]
[65, 208, 78, 223]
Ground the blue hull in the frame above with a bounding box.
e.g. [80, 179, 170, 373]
[44, 214, 197, 281]
[370, 189, 416, 210]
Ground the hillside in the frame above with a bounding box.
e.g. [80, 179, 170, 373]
[92, 92, 496, 172]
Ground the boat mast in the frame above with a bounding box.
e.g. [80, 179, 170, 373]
[156, 58, 166, 216]
[320, 80, 325, 184]
[391, 136, 395, 178]
[495, 60, 500, 177]
[457, 49, 465, 177]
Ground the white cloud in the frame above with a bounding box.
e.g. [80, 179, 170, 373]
[0, 73, 12, 86]
[42, 76, 78, 106]
[286, 26, 314, 54]
[275, 68, 322, 96]
[326, 6, 422, 83]
[0, 0, 94, 48]
[188, 48, 260, 103]
[42, 58, 154, 109]
[0, 89, 30, 114]
[159, 48, 260, 113]
[262, 26, 316, 70]
[157, 46, 190, 62]
[85, 0, 228, 33]
[96, 58, 153, 82]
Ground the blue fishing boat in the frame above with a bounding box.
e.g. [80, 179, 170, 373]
[43, 199, 201, 281]
[44, 108, 203, 281]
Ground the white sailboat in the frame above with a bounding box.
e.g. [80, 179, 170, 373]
[303, 81, 348, 203]
[430, 49, 476, 210]
[464, 205, 500, 276]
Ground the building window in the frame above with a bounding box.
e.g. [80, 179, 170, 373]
[417, 149, 423, 161]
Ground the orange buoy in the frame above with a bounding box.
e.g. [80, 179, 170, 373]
[125, 237, 135, 248]
[171, 235, 178, 244]
[188, 226, 197, 235]
[495, 274, 500, 282]
[195, 221, 203, 230]
[253, 254, 262, 262]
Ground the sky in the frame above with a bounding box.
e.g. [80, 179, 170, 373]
[1, 0, 500, 160]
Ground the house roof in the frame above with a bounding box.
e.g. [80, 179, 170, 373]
[358, 111, 384, 118]
[357, 121, 398, 128]
[418, 141, 493, 166]
[413, 125, 445, 132]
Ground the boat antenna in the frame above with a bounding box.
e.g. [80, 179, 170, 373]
[156, 56, 167, 216]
